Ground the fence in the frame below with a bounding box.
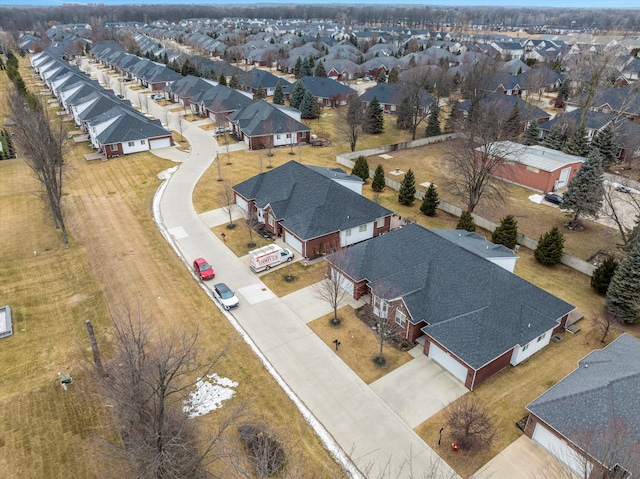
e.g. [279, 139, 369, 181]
[337, 138, 597, 277]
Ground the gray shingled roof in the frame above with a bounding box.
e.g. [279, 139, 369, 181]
[283, 76, 356, 99]
[431, 230, 517, 260]
[233, 161, 392, 241]
[227, 100, 310, 137]
[527, 334, 640, 471]
[329, 224, 574, 369]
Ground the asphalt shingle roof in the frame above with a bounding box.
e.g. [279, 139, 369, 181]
[227, 100, 310, 137]
[330, 224, 574, 369]
[527, 334, 640, 469]
[233, 161, 392, 241]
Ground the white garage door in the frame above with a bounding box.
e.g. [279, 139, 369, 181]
[284, 231, 303, 254]
[532, 423, 589, 477]
[332, 268, 354, 296]
[149, 137, 171, 149]
[428, 342, 468, 383]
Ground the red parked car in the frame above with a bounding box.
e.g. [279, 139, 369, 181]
[193, 258, 215, 280]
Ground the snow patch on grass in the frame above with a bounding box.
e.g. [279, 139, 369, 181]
[183, 373, 238, 418]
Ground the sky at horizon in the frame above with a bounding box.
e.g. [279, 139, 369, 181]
[2, 0, 640, 9]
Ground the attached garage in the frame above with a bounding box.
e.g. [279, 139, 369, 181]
[149, 137, 172, 149]
[531, 423, 589, 477]
[332, 268, 354, 296]
[428, 342, 469, 383]
[284, 230, 303, 255]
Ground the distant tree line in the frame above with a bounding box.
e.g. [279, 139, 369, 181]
[2, 4, 640, 35]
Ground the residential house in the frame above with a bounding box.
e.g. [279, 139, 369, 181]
[326, 223, 575, 390]
[232, 161, 394, 257]
[321, 58, 359, 82]
[239, 69, 291, 97]
[476, 141, 584, 192]
[359, 82, 435, 116]
[459, 93, 551, 129]
[525, 334, 640, 478]
[284, 76, 356, 108]
[539, 108, 640, 162]
[227, 100, 311, 150]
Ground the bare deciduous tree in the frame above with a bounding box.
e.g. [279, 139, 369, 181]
[316, 248, 351, 326]
[92, 304, 246, 479]
[563, 47, 625, 128]
[220, 180, 237, 229]
[601, 180, 640, 249]
[444, 395, 496, 451]
[447, 100, 524, 213]
[590, 309, 623, 344]
[338, 94, 364, 152]
[6, 85, 68, 243]
[243, 209, 261, 248]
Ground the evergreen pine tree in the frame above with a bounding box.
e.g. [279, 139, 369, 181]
[398, 169, 417, 205]
[563, 125, 590, 157]
[524, 121, 540, 146]
[294, 57, 302, 78]
[558, 79, 570, 100]
[272, 80, 285, 105]
[534, 226, 565, 265]
[300, 57, 312, 77]
[314, 61, 326, 77]
[229, 74, 240, 89]
[491, 215, 519, 249]
[425, 101, 441, 137]
[388, 66, 400, 83]
[308, 55, 315, 70]
[363, 96, 384, 134]
[290, 81, 306, 109]
[299, 90, 316, 119]
[456, 211, 476, 232]
[352, 156, 370, 181]
[560, 148, 605, 228]
[255, 83, 266, 100]
[377, 71, 387, 82]
[444, 99, 460, 134]
[591, 123, 618, 169]
[420, 183, 440, 216]
[504, 103, 521, 139]
[606, 241, 640, 323]
[542, 126, 564, 150]
[218, 72, 227, 86]
[372, 164, 386, 192]
[591, 257, 619, 295]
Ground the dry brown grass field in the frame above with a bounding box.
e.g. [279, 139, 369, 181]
[0, 59, 344, 479]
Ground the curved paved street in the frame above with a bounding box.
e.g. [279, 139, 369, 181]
[86, 61, 461, 478]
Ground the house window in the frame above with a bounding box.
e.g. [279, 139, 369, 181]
[110, 144, 118, 152]
[276, 134, 281, 140]
[301, 131, 307, 138]
[373, 296, 388, 319]
[522, 343, 529, 351]
[395, 309, 407, 328]
[286, 133, 291, 139]
[141, 139, 146, 145]
[359, 225, 367, 233]
[527, 166, 540, 173]
[128, 141, 135, 147]
[376, 217, 385, 228]
[268, 214, 274, 227]
[537, 333, 545, 342]
[345, 228, 352, 237]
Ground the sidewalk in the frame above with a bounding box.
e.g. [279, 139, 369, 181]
[150, 81, 459, 478]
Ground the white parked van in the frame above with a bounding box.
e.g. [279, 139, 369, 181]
[249, 244, 294, 273]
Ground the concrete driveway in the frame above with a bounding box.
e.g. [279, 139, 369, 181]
[281, 283, 367, 324]
[370, 354, 468, 428]
[473, 435, 571, 479]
